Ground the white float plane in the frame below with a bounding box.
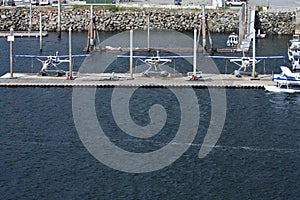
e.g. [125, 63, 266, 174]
[116, 51, 193, 77]
[15, 51, 89, 76]
[265, 66, 300, 93]
[272, 66, 300, 85]
[205, 53, 287, 77]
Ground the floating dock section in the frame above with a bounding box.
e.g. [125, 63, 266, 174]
[0, 73, 275, 89]
[0, 31, 48, 38]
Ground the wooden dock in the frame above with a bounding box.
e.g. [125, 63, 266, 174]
[0, 31, 48, 38]
[0, 73, 275, 89]
[90, 46, 243, 54]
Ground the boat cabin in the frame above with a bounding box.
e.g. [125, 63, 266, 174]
[226, 32, 239, 47]
[288, 41, 300, 62]
[292, 55, 300, 71]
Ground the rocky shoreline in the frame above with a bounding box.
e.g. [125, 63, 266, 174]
[0, 7, 296, 34]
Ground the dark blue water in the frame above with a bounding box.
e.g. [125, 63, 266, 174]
[0, 32, 300, 199]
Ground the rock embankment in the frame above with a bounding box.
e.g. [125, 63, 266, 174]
[0, 7, 296, 34]
[258, 10, 296, 35]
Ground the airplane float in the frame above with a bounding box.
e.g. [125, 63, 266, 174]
[205, 53, 287, 77]
[14, 51, 89, 77]
[272, 66, 300, 85]
[265, 66, 300, 93]
[116, 51, 193, 77]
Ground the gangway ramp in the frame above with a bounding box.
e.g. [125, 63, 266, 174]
[296, 8, 300, 35]
[238, 7, 255, 52]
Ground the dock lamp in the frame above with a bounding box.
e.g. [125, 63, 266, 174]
[8, 27, 14, 78]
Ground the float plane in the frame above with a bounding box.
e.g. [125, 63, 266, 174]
[15, 51, 89, 76]
[265, 66, 300, 93]
[116, 51, 193, 77]
[205, 53, 287, 77]
[272, 66, 300, 85]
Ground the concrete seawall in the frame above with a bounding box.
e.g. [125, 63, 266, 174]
[0, 7, 297, 34]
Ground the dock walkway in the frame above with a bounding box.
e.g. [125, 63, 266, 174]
[0, 31, 48, 38]
[0, 73, 275, 89]
[296, 8, 300, 35]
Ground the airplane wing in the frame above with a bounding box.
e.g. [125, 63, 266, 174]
[205, 55, 287, 60]
[14, 54, 89, 59]
[204, 55, 241, 59]
[255, 56, 287, 60]
[56, 54, 90, 58]
[205, 56, 287, 60]
[116, 55, 149, 59]
[157, 56, 194, 59]
[14, 55, 49, 59]
[116, 55, 193, 59]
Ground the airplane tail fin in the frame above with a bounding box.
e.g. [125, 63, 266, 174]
[280, 66, 295, 78]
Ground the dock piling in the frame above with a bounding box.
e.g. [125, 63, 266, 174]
[147, 16, 150, 51]
[69, 27, 72, 80]
[83, 5, 101, 52]
[29, 4, 32, 32]
[252, 29, 256, 78]
[58, 0, 61, 39]
[9, 28, 14, 78]
[130, 29, 133, 79]
[39, 13, 42, 52]
[193, 29, 197, 75]
[201, 4, 206, 53]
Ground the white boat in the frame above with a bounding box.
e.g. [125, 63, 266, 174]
[289, 34, 299, 43]
[287, 35, 300, 62]
[291, 55, 300, 71]
[226, 32, 239, 47]
[256, 29, 266, 39]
